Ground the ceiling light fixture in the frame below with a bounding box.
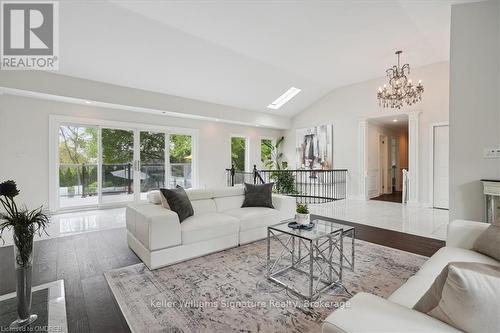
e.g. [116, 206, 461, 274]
[267, 87, 301, 110]
[377, 51, 424, 109]
[393, 119, 398, 122]
[84, 100, 92, 104]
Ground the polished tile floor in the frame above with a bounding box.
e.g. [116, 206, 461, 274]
[310, 199, 449, 240]
[0, 208, 126, 247]
[0, 199, 448, 248]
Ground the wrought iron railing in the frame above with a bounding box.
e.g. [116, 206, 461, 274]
[226, 165, 347, 203]
[59, 162, 191, 198]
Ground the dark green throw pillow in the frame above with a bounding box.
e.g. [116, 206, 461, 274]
[160, 186, 194, 223]
[242, 183, 274, 208]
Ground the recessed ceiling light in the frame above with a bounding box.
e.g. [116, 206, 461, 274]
[84, 100, 92, 104]
[215, 119, 219, 122]
[267, 87, 301, 110]
[393, 119, 398, 122]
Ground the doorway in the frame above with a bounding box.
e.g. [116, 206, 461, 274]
[365, 114, 409, 203]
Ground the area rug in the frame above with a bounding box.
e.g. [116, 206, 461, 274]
[105, 239, 426, 333]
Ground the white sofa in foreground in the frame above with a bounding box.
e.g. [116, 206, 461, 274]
[322, 219, 498, 333]
[126, 186, 296, 270]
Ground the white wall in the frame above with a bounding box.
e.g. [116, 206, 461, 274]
[283, 61, 449, 204]
[0, 71, 290, 129]
[0, 94, 282, 209]
[449, 0, 500, 221]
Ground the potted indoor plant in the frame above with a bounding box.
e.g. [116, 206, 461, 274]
[295, 203, 310, 225]
[0, 180, 50, 329]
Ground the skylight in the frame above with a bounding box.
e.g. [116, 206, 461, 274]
[267, 87, 301, 110]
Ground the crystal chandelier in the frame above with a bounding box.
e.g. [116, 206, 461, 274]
[377, 51, 424, 109]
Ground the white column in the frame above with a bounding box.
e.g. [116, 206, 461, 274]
[407, 112, 421, 205]
[358, 120, 368, 200]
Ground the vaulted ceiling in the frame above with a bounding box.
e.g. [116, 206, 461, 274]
[57, 0, 472, 117]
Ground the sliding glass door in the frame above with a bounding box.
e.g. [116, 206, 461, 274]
[140, 131, 166, 200]
[58, 125, 98, 208]
[101, 128, 135, 204]
[54, 119, 196, 211]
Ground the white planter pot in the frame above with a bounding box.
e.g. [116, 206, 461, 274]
[295, 213, 310, 225]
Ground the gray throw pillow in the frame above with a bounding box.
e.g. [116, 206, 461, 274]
[242, 183, 274, 208]
[473, 225, 500, 261]
[160, 187, 194, 222]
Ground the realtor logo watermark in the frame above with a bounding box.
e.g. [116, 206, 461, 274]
[1, 1, 59, 70]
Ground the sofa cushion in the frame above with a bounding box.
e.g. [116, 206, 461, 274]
[473, 225, 500, 261]
[215, 195, 245, 212]
[185, 189, 215, 201]
[416, 247, 500, 278]
[322, 292, 461, 333]
[181, 213, 239, 245]
[160, 187, 194, 222]
[388, 275, 438, 308]
[212, 186, 244, 198]
[242, 183, 274, 208]
[191, 199, 217, 215]
[224, 207, 281, 231]
[414, 262, 500, 333]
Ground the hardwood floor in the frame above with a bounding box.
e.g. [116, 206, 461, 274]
[371, 191, 403, 203]
[0, 228, 140, 333]
[312, 214, 445, 257]
[0, 219, 444, 332]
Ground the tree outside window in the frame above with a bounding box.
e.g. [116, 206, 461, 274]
[261, 139, 272, 166]
[231, 137, 247, 171]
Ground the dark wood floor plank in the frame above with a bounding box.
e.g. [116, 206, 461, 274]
[371, 191, 403, 203]
[56, 236, 89, 333]
[73, 233, 104, 279]
[312, 214, 445, 257]
[81, 275, 127, 333]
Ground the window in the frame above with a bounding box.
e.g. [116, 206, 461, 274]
[231, 136, 247, 171]
[169, 134, 193, 188]
[261, 138, 273, 167]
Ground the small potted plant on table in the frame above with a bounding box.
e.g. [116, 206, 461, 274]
[295, 203, 310, 225]
[0, 180, 50, 329]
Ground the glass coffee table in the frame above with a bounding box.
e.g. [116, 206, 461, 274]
[266, 218, 355, 300]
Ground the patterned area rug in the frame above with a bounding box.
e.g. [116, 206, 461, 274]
[105, 239, 426, 333]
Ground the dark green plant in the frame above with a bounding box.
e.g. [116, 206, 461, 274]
[271, 171, 296, 194]
[0, 181, 50, 267]
[296, 203, 309, 214]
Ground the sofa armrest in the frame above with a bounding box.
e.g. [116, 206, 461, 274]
[272, 194, 296, 219]
[446, 219, 489, 249]
[126, 203, 182, 251]
[322, 292, 461, 333]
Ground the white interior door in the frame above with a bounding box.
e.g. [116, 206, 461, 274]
[433, 125, 449, 209]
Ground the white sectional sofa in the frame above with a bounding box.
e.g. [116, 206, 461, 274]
[322, 219, 499, 333]
[126, 186, 296, 269]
